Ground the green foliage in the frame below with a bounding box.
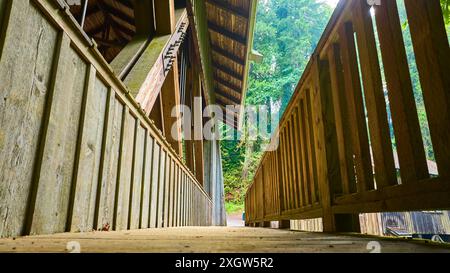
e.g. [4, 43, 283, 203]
[221, 0, 333, 214]
[222, 0, 450, 215]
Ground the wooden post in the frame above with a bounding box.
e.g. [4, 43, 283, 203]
[154, 0, 175, 35]
[311, 56, 360, 233]
[161, 61, 183, 156]
[404, 0, 450, 178]
[193, 74, 205, 186]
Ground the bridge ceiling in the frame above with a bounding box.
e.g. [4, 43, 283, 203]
[68, 0, 136, 62]
[205, 0, 253, 128]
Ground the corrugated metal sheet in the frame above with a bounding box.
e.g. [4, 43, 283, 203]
[360, 211, 450, 236]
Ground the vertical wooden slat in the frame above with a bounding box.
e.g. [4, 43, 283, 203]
[328, 43, 357, 193]
[0, 0, 59, 238]
[285, 123, 296, 210]
[279, 131, 288, 212]
[70, 65, 106, 232]
[404, 0, 450, 178]
[291, 109, 304, 208]
[140, 132, 153, 229]
[304, 90, 319, 204]
[374, 0, 429, 183]
[129, 122, 145, 230]
[353, 0, 397, 188]
[149, 143, 161, 228]
[114, 109, 136, 231]
[296, 105, 311, 206]
[311, 57, 341, 232]
[168, 158, 175, 227]
[157, 150, 167, 228]
[339, 22, 374, 192]
[96, 95, 123, 230]
[30, 33, 87, 235]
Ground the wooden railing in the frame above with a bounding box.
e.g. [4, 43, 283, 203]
[245, 0, 450, 232]
[0, 0, 211, 238]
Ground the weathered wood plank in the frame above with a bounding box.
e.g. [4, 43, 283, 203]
[339, 22, 374, 192]
[353, 0, 397, 188]
[96, 95, 123, 230]
[157, 150, 167, 228]
[129, 123, 145, 230]
[140, 133, 153, 229]
[31, 35, 87, 235]
[304, 90, 319, 204]
[167, 157, 175, 227]
[1, 227, 449, 253]
[404, 0, 450, 178]
[162, 156, 172, 227]
[297, 101, 312, 205]
[328, 44, 356, 194]
[70, 66, 108, 232]
[149, 143, 161, 228]
[0, 0, 58, 238]
[114, 108, 136, 231]
[290, 111, 303, 208]
[374, 0, 429, 183]
[311, 57, 341, 232]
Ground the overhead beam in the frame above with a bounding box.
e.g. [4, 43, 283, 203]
[215, 89, 241, 104]
[215, 77, 242, 94]
[205, 0, 249, 20]
[101, 1, 135, 25]
[213, 61, 243, 82]
[211, 45, 245, 66]
[207, 21, 247, 45]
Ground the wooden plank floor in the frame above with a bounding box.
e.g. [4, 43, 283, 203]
[0, 227, 449, 253]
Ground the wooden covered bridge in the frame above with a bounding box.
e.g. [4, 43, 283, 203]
[0, 0, 449, 253]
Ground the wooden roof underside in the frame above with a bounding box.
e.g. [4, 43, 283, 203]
[205, 0, 252, 128]
[69, 0, 136, 62]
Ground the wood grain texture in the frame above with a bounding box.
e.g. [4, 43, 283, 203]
[31, 36, 87, 235]
[353, 0, 397, 188]
[96, 95, 123, 230]
[149, 143, 161, 228]
[339, 22, 374, 192]
[129, 123, 145, 230]
[374, 0, 428, 183]
[0, 227, 448, 253]
[328, 44, 356, 194]
[157, 150, 167, 228]
[140, 133, 153, 229]
[0, 0, 58, 238]
[70, 66, 108, 233]
[404, 0, 450, 178]
[114, 109, 136, 231]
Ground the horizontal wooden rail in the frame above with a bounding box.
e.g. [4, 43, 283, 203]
[0, 0, 211, 238]
[245, 0, 450, 232]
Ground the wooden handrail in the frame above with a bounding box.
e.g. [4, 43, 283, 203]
[245, 0, 450, 232]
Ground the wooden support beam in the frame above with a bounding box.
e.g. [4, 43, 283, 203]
[207, 20, 247, 45]
[161, 58, 183, 156]
[205, 0, 249, 20]
[211, 45, 245, 66]
[215, 77, 242, 95]
[149, 94, 165, 134]
[100, 0, 135, 26]
[215, 90, 241, 105]
[213, 61, 243, 82]
[154, 0, 175, 35]
[193, 73, 204, 186]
